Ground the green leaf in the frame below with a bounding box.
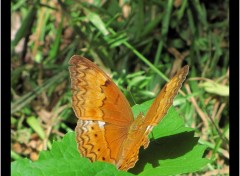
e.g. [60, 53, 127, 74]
[11, 6, 37, 53]
[200, 81, 229, 96]
[130, 132, 208, 175]
[49, 16, 63, 61]
[84, 8, 109, 36]
[26, 116, 45, 139]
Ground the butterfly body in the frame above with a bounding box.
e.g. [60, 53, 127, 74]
[69, 55, 189, 171]
[116, 113, 151, 170]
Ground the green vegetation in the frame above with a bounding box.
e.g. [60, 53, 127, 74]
[11, 0, 229, 175]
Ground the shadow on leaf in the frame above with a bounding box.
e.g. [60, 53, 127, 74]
[129, 131, 198, 174]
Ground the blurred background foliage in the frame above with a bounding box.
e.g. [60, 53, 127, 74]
[11, 0, 229, 175]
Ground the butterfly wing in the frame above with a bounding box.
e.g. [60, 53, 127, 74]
[116, 65, 189, 171]
[69, 55, 134, 165]
[144, 65, 189, 127]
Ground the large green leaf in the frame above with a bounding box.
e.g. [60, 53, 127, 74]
[130, 132, 208, 175]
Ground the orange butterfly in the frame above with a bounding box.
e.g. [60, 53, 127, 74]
[69, 55, 189, 171]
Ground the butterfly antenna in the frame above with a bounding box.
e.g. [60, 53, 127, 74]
[127, 86, 137, 105]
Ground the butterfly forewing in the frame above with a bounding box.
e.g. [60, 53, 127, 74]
[144, 65, 189, 127]
[69, 56, 134, 125]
